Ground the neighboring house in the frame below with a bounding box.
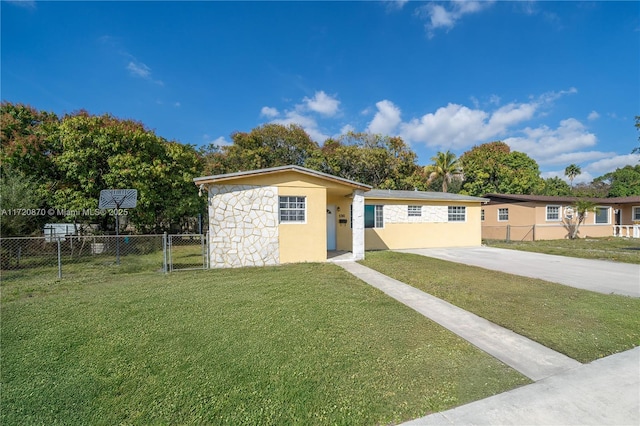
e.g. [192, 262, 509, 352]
[194, 165, 487, 268]
[482, 194, 640, 241]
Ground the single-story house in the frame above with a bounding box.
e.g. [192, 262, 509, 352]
[481, 193, 640, 241]
[193, 165, 487, 268]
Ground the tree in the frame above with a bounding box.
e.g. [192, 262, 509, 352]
[459, 141, 543, 196]
[535, 177, 572, 196]
[563, 200, 595, 239]
[1, 103, 205, 233]
[305, 132, 419, 189]
[595, 165, 640, 197]
[564, 164, 581, 189]
[0, 165, 43, 236]
[424, 150, 462, 192]
[211, 124, 319, 174]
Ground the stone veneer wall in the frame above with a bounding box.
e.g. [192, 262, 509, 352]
[384, 204, 448, 223]
[209, 185, 279, 268]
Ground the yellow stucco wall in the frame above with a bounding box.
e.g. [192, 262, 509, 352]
[277, 185, 327, 264]
[364, 201, 483, 249]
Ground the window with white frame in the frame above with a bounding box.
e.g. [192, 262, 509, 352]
[481, 209, 485, 221]
[408, 205, 422, 217]
[594, 206, 609, 224]
[498, 208, 509, 221]
[546, 205, 561, 221]
[633, 207, 640, 221]
[448, 206, 466, 222]
[364, 205, 383, 228]
[279, 196, 306, 222]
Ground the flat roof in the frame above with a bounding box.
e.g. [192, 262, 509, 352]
[366, 189, 488, 203]
[194, 165, 372, 190]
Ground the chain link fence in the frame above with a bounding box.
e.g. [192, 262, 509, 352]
[1, 233, 208, 280]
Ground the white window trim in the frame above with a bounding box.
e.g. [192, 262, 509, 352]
[546, 205, 561, 222]
[448, 206, 466, 222]
[593, 206, 610, 225]
[497, 208, 509, 222]
[279, 196, 307, 224]
[633, 206, 640, 222]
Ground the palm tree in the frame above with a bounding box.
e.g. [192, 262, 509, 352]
[564, 164, 581, 189]
[424, 150, 462, 192]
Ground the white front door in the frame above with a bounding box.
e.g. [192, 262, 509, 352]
[327, 204, 337, 250]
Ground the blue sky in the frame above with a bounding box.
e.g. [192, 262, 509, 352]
[2, 1, 639, 184]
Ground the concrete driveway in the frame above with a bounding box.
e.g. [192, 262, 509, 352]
[395, 247, 640, 297]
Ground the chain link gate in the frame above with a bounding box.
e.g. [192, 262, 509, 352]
[167, 233, 209, 272]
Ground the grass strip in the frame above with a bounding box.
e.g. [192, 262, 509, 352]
[485, 237, 640, 264]
[360, 251, 640, 363]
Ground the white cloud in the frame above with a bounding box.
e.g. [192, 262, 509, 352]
[126, 60, 163, 85]
[260, 106, 279, 118]
[271, 111, 329, 142]
[366, 100, 402, 135]
[385, 0, 408, 11]
[417, 1, 495, 38]
[303, 91, 340, 116]
[5, 0, 36, 9]
[587, 110, 600, 121]
[174, 102, 181, 108]
[127, 61, 151, 78]
[340, 124, 355, 134]
[586, 154, 640, 175]
[504, 118, 598, 165]
[394, 88, 576, 149]
[203, 135, 231, 147]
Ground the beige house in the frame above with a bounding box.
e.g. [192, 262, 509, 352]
[482, 194, 640, 241]
[194, 165, 487, 268]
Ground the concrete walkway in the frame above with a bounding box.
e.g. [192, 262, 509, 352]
[405, 347, 640, 426]
[339, 262, 581, 381]
[396, 247, 640, 297]
[337, 261, 640, 425]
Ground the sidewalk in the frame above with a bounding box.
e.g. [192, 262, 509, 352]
[337, 261, 640, 425]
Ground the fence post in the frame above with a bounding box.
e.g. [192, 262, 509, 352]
[163, 232, 168, 274]
[532, 224, 536, 241]
[506, 225, 511, 242]
[57, 236, 62, 279]
[205, 232, 209, 269]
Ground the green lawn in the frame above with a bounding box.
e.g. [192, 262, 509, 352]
[1, 263, 529, 425]
[361, 251, 640, 363]
[485, 237, 640, 264]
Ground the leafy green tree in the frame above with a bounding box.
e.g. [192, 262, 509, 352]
[564, 164, 581, 189]
[595, 165, 640, 197]
[563, 200, 596, 239]
[424, 150, 462, 192]
[50, 111, 204, 232]
[0, 165, 43, 236]
[459, 141, 543, 196]
[306, 132, 419, 189]
[0, 102, 61, 200]
[211, 124, 319, 174]
[1, 103, 205, 233]
[535, 177, 572, 196]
